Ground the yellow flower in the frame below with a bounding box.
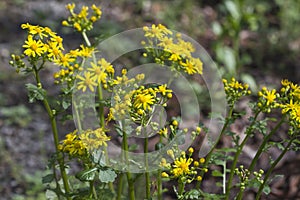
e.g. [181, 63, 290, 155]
[199, 158, 205, 164]
[78, 6, 89, 19]
[79, 128, 110, 151]
[74, 22, 82, 32]
[47, 41, 62, 59]
[60, 130, 87, 156]
[133, 91, 155, 111]
[78, 45, 94, 57]
[190, 58, 203, 74]
[98, 58, 114, 74]
[172, 157, 193, 177]
[91, 4, 102, 17]
[144, 24, 166, 39]
[22, 35, 46, 57]
[161, 172, 169, 178]
[196, 176, 202, 181]
[76, 71, 97, 92]
[66, 3, 75, 11]
[169, 53, 181, 61]
[181, 60, 197, 75]
[156, 84, 172, 96]
[88, 62, 107, 84]
[263, 89, 277, 106]
[158, 127, 168, 137]
[54, 53, 75, 67]
[172, 120, 178, 126]
[188, 147, 194, 154]
[28, 25, 47, 39]
[49, 35, 64, 50]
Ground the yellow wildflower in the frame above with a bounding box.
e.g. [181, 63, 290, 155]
[161, 172, 169, 178]
[22, 35, 46, 57]
[76, 71, 97, 92]
[78, 45, 94, 57]
[172, 157, 193, 177]
[133, 91, 155, 111]
[88, 62, 107, 84]
[79, 128, 110, 151]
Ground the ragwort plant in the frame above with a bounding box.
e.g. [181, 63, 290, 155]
[9, 2, 300, 200]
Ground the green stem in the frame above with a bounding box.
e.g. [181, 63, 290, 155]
[157, 169, 162, 200]
[225, 111, 260, 200]
[144, 136, 150, 199]
[97, 83, 105, 128]
[236, 118, 285, 200]
[116, 173, 124, 200]
[255, 136, 296, 200]
[178, 181, 185, 197]
[89, 181, 98, 199]
[248, 118, 285, 173]
[34, 69, 71, 199]
[196, 106, 234, 189]
[122, 122, 135, 200]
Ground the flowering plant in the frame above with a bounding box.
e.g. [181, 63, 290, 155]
[10, 3, 299, 200]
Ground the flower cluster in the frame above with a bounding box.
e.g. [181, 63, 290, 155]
[235, 166, 264, 191]
[160, 148, 207, 184]
[8, 22, 97, 87]
[257, 87, 279, 113]
[58, 130, 87, 157]
[76, 58, 114, 92]
[142, 24, 203, 75]
[79, 128, 110, 152]
[107, 69, 145, 121]
[130, 84, 172, 122]
[58, 128, 110, 157]
[223, 78, 251, 106]
[62, 3, 102, 32]
[279, 80, 300, 129]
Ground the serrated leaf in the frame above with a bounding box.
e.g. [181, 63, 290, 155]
[184, 189, 201, 199]
[26, 83, 46, 103]
[99, 168, 117, 183]
[45, 189, 58, 200]
[75, 167, 97, 181]
[42, 174, 54, 184]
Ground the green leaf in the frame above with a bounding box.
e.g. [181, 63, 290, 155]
[75, 167, 97, 181]
[184, 189, 201, 199]
[26, 83, 46, 103]
[99, 168, 117, 183]
[62, 100, 71, 109]
[42, 174, 54, 184]
[212, 170, 223, 177]
[45, 189, 58, 200]
[263, 185, 271, 195]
